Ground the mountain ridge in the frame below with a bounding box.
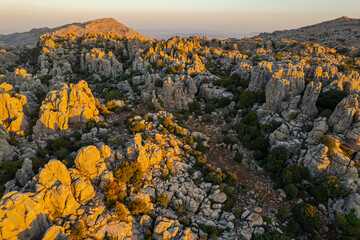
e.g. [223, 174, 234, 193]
[0, 17, 152, 46]
[259, 16, 360, 48]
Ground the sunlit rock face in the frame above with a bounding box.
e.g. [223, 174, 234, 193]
[81, 48, 123, 78]
[264, 65, 305, 112]
[33, 80, 99, 134]
[0, 82, 30, 135]
[0, 144, 112, 239]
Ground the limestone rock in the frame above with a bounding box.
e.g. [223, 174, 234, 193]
[300, 81, 322, 117]
[151, 75, 197, 110]
[306, 118, 328, 145]
[264, 66, 305, 112]
[81, 48, 123, 78]
[0, 124, 14, 162]
[74, 146, 107, 180]
[34, 80, 99, 134]
[0, 84, 30, 135]
[328, 94, 357, 134]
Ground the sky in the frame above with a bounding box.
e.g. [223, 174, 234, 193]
[0, 0, 359, 38]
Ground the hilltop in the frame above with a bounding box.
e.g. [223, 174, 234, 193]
[259, 16, 360, 48]
[0, 18, 152, 46]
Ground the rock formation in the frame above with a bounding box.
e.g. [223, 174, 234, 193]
[33, 80, 99, 134]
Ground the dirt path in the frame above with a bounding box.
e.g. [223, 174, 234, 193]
[185, 117, 291, 215]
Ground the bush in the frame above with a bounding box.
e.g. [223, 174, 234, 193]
[156, 193, 170, 206]
[129, 122, 145, 133]
[316, 89, 347, 111]
[114, 161, 144, 187]
[54, 147, 68, 160]
[71, 224, 87, 240]
[115, 202, 129, 222]
[238, 90, 257, 109]
[218, 97, 231, 108]
[319, 109, 333, 118]
[189, 101, 201, 112]
[104, 90, 121, 101]
[252, 137, 269, 152]
[311, 176, 349, 204]
[284, 184, 298, 199]
[261, 146, 290, 178]
[320, 135, 337, 154]
[129, 198, 151, 215]
[276, 207, 290, 223]
[234, 152, 243, 163]
[293, 203, 320, 231]
[104, 181, 126, 207]
[155, 79, 163, 88]
[335, 209, 360, 239]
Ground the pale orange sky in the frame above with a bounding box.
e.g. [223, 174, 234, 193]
[0, 0, 359, 36]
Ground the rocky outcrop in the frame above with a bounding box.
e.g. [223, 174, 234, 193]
[152, 76, 197, 110]
[264, 66, 305, 112]
[0, 124, 14, 162]
[246, 61, 273, 91]
[328, 94, 357, 134]
[299, 81, 322, 117]
[33, 80, 99, 134]
[302, 141, 358, 187]
[81, 48, 123, 78]
[0, 82, 30, 135]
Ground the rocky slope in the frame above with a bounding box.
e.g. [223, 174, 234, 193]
[259, 16, 360, 48]
[0, 18, 152, 46]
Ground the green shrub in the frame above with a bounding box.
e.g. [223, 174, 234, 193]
[189, 101, 201, 112]
[335, 209, 360, 239]
[311, 176, 349, 204]
[316, 89, 347, 111]
[104, 90, 121, 101]
[115, 202, 129, 222]
[261, 146, 290, 178]
[114, 161, 144, 187]
[319, 109, 333, 118]
[54, 147, 68, 160]
[218, 97, 231, 108]
[238, 90, 257, 109]
[320, 135, 337, 154]
[129, 122, 145, 133]
[104, 181, 126, 207]
[284, 184, 298, 199]
[293, 203, 320, 231]
[252, 137, 269, 152]
[157, 193, 170, 206]
[234, 152, 243, 163]
[155, 79, 163, 88]
[71, 224, 87, 240]
[276, 207, 290, 223]
[129, 198, 151, 215]
[288, 164, 308, 183]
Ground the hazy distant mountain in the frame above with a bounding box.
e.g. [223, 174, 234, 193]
[138, 29, 259, 40]
[259, 16, 360, 48]
[0, 18, 152, 46]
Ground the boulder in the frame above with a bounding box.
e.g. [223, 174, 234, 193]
[34, 80, 99, 134]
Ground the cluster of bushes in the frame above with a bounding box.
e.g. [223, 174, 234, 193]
[310, 176, 349, 204]
[238, 90, 265, 109]
[234, 110, 268, 152]
[316, 89, 347, 112]
[104, 161, 152, 219]
[0, 158, 22, 197]
[335, 209, 360, 239]
[215, 73, 250, 93]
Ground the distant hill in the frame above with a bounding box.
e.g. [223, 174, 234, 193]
[0, 18, 152, 46]
[259, 16, 360, 48]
